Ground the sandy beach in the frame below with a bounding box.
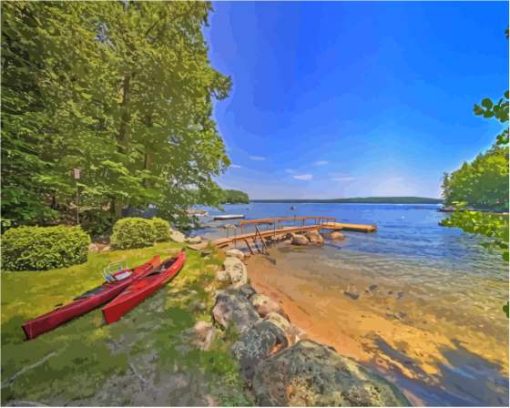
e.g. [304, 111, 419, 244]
[245, 245, 509, 406]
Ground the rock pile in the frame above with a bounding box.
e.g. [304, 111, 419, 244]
[210, 254, 409, 406]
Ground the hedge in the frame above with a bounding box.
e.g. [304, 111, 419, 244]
[151, 217, 171, 242]
[2, 225, 90, 271]
[110, 217, 156, 249]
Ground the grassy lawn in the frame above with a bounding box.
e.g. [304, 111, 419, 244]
[1, 242, 251, 406]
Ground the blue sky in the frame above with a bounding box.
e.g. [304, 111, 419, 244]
[205, 1, 508, 199]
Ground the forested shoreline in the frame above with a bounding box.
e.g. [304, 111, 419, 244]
[2, 1, 231, 235]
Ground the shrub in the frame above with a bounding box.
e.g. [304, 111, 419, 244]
[110, 217, 156, 249]
[151, 217, 171, 242]
[2, 225, 90, 271]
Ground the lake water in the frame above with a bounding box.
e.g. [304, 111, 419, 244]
[197, 203, 509, 406]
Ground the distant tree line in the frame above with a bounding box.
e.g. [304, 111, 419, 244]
[252, 196, 442, 204]
[1, 1, 231, 233]
[221, 189, 250, 204]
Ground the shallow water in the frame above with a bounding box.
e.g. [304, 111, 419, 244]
[197, 203, 509, 405]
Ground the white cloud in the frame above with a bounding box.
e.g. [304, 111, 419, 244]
[230, 164, 242, 169]
[249, 155, 265, 161]
[314, 160, 329, 166]
[293, 174, 313, 181]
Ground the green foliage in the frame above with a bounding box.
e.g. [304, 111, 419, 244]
[1, 1, 231, 227]
[473, 91, 509, 146]
[151, 217, 171, 242]
[442, 146, 509, 211]
[2, 225, 90, 271]
[221, 189, 250, 204]
[110, 217, 156, 249]
[440, 210, 509, 259]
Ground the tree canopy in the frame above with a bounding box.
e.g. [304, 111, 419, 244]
[221, 189, 250, 204]
[1, 1, 231, 232]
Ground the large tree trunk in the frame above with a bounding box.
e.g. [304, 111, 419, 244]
[117, 73, 131, 153]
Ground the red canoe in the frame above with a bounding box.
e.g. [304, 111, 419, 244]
[22, 256, 161, 340]
[102, 250, 186, 324]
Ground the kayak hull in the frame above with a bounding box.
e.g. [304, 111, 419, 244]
[22, 256, 161, 340]
[102, 251, 186, 324]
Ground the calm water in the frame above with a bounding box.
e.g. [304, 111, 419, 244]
[197, 203, 509, 405]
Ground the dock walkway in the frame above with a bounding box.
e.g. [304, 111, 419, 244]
[212, 215, 376, 250]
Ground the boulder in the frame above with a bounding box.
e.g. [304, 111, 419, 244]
[237, 284, 257, 299]
[252, 340, 410, 406]
[169, 229, 186, 243]
[231, 320, 288, 383]
[100, 245, 111, 252]
[186, 236, 202, 244]
[264, 312, 301, 345]
[189, 321, 216, 351]
[291, 234, 309, 246]
[88, 243, 100, 253]
[224, 257, 248, 288]
[212, 290, 260, 333]
[215, 269, 230, 283]
[251, 294, 283, 318]
[305, 231, 324, 245]
[344, 284, 360, 300]
[225, 248, 245, 260]
[187, 241, 209, 251]
[330, 231, 345, 240]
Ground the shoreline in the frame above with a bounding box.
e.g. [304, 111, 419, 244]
[243, 243, 509, 406]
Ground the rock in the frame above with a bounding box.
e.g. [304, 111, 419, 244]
[212, 290, 260, 333]
[188, 241, 210, 251]
[215, 269, 230, 283]
[237, 284, 257, 299]
[189, 321, 216, 351]
[231, 320, 288, 383]
[100, 245, 111, 252]
[186, 236, 202, 244]
[264, 312, 302, 345]
[224, 257, 248, 288]
[251, 294, 283, 318]
[291, 234, 309, 246]
[169, 229, 186, 243]
[330, 231, 345, 240]
[264, 312, 291, 333]
[225, 248, 245, 260]
[305, 231, 324, 245]
[89, 243, 100, 252]
[344, 285, 360, 300]
[252, 340, 410, 406]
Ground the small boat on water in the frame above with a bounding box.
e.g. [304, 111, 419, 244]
[213, 214, 245, 220]
[22, 256, 161, 340]
[102, 250, 186, 324]
[187, 209, 208, 217]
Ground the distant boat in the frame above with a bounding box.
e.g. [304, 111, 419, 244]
[438, 206, 456, 213]
[290, 206, 296, 210]
[187, 209, 208, 217]
[213, 214, 245, 220]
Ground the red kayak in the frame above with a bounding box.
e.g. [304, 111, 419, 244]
[22, 256, 161, 340]
[102, 250, 186, 324]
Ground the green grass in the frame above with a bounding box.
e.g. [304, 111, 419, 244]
[1, 242, 251, 405]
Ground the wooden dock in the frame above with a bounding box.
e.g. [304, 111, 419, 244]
[321, 222, 377, 233]
[212, 215, 377, 251]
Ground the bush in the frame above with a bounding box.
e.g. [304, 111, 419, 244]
[151, 217, 171, 242]
[2, 225, 90, 271]
[110, 217, 156, 249]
